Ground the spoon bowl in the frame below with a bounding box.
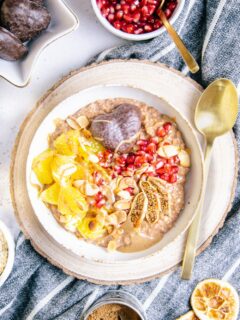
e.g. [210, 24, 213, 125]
[195, 79, 238, 142]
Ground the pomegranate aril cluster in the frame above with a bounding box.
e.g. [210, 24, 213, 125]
[98, 122, 180, 184]
[97, 0, 178, 34]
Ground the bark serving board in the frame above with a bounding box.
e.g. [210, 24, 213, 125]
[10, 60, 238, 284]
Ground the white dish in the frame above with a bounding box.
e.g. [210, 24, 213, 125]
[0, 0, 79, 87]
[27, 85, 204, 262]
[0, 220, 15, 287]
[91, 0, 185, 41]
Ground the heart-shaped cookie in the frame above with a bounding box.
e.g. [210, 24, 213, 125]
[1, 0, 51, 42]
[0, 26, 27, 61]
[90, 104, 142, 154]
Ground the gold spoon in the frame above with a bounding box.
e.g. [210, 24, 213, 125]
[181, 78, 238, 280]
[157, 0, 199, 73]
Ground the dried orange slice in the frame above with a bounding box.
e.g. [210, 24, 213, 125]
[177, 311, 199, 320]
[191, 279, 239, 320]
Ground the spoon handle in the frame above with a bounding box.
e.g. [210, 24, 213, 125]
[158, 10, 199, 74]
[181, 142, 213, 279]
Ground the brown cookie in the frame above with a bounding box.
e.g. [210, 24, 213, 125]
[1, 0, 51, 42]
[0, 26, 28, 60]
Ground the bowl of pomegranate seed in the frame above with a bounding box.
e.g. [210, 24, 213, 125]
[92, 0, 185, 40]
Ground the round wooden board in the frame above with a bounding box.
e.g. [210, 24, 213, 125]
[10, 60, 238, 285]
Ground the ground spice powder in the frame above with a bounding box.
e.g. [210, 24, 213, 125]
[87, 303, 141, 320]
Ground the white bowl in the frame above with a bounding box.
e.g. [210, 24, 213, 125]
[0, 0, 79, 87]
[91, 0, 185, 41]
[26, 85, 204, 262]
[0, 220, 15, 287]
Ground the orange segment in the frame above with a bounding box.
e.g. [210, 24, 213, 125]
[53, 129, 80, 156]
[191, 279, 239, 320]
[177, 311, 199, 320]
[40, 183, 60, 205]
[32, 149, 54, 184]
[58, 186, 88, 217]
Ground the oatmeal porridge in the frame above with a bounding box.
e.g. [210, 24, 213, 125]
[32, 98, 191, 252]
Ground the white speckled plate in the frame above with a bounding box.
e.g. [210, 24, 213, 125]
[11, 61, 238, 284]
[0, 0, 78, 87]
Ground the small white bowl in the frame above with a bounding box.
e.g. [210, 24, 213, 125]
[0, 0, 79, 87]
[91, 0, 185, 41]
[0, 220, 15, 287]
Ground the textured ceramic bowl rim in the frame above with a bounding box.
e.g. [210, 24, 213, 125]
[0, 220, 15, 287]
[91, 0, 185, 41]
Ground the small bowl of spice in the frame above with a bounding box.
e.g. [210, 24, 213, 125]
[91, 0, 185, 41]
[0, 220, 15, 287]
[81, 291, 147, 320]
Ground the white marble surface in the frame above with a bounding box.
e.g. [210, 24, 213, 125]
[0, 0, 125, 239]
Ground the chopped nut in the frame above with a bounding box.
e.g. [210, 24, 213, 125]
[117, 190, 132, 200]
[75, 116, 89, 129]
[178, 149, 191, 167]
[103, 186, 115, 203]
[118, 177, 137, 191]
[85, 182, 99, 196]
[66, 117, 80, 130]
[157, 145, 179, 158]
[114, 199, 131, 210]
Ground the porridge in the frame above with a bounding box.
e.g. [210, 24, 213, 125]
[32, 98, 190, 252]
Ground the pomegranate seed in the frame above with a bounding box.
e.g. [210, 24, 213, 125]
[134, 155, 146, 168]
[167, 157, 175, 165]
[137, 139, 148, 146]
[122, 4, 130, 13]
[113, 20, 122, 29]
[133, 12, 141, 22]
[141, 5, 149, 16]
[146, 142, 157, 154]
[168, 2, 177, 11]
[116, 10, 124, 19]
[102, 7, 110, 17]
[159, 173, 170, 182]
[149, 136, 159, 144]
[134, 27, 144, 34]
[114, 165, 122, 174]
[153, 20, 162, 30]
[108, 13, 115, 22]
[173, 155, 180, 165]
[146, 153, 154, 162]
[148, 5, 157, 15]
[130, 4, 137, 11]
[136, 150, 146, 156]
[163, 122, 172, 133]
[95, 191, 103, 202]
[156, 127, 166, 137]
[170, 165, 179, 174]
[116, 155, 127, 165]
[124, 187, 134, 195]
[169, 173, 177, 183]
[95, 199, 106, 208]
[164, 8, 172, 18]
[126, 154, 135, 164]
[123, 13, 134, 22]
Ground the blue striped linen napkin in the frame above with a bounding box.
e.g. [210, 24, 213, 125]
[0, 0, 240, 319]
